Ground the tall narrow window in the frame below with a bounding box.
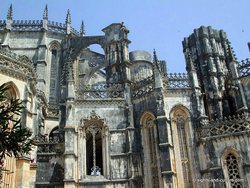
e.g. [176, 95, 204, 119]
[140, 112, 160, 188]
[176, 114, 192, 188]
[171, 107, 193, 188]
[225, 153, 242, 188]
[86, 125, 103, 176]
[78, 111, 110, 179]
[49, 41, 61, 104]
[49, 49, 58, 103]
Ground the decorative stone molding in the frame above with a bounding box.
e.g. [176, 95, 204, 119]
[0, 19, 80, 36]
[164, 73, 191, 89]
[76, 83, 124, 99]
[131, 75, 154, 98]
[198, 112, 250, 140]
[238, 58, 250, 78]
[0, 49, 36, 81]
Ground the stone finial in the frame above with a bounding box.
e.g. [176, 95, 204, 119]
[7, 4, 13, 20]
[80, 21, 85, 36]
[43, 4, 48, 20]
[66, 9, 71, 24]
[153, 49, 161, 70]
[153, 49, 158, 64]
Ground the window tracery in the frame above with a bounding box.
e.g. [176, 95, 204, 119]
[49, 41, 61, 104]
[140, 112, 160, 188]
[176, 114, 192, 187]
[78, 111, 109, 179]
[171, 107, 193, 188]
[225, 153, 243, 188]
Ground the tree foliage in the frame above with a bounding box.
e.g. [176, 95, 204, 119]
[0, 83, 33, 160]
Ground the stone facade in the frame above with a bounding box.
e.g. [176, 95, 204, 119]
[0, 5, 250, 188]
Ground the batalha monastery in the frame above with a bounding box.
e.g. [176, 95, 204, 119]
[0, 5, 250, 188]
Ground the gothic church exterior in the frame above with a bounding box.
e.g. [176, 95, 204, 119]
[0, 5, 250, 188]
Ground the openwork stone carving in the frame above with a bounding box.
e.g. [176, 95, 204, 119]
[198, 112, 250, 139]
[76, 83, 124, 99]
[164, 73, 191, 89]
[132, 75, 154, 98]
[238, 58, 250, 78]
[225, 153, 243, 187]
[0, 49, 36, 81]
[0, 19, 80, 36]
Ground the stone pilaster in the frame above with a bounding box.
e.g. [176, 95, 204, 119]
[15, 157, 31, 188]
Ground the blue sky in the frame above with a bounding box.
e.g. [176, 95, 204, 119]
[0, 0, 249, 73]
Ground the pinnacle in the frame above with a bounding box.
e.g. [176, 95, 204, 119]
[43, 4, 48, 20]
[80, 21, 85, 35]
[66, 9, 71, 24]
[7, 4, 13, 20]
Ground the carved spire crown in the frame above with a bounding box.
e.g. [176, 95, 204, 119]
[43, 4, 48, 20]
[153, 49, 160, 68]
[7, 4, 13, 20]
[80, 21, 85, 36]
[66, 9, 71, 24]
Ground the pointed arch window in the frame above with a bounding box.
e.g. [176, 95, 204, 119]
[222, 151, 243, 188]
[78, 111, 110, 179]
[86, 125, 103, 175]
[176, 114, 192, 187]
[140, 112, 160, 188]
[171, 107, 193, 188]
[49, 41, 61, 104]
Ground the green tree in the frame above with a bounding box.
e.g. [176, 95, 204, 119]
[0, 83, 33, 161]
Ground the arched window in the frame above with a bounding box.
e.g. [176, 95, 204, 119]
[226, 153, 242, 187]
[49, 41, 61, 104]
[171, 107, 193, 188]
[176, 114, 192, 187]
[222, 149, 243, 188]
[78, 111, 109, 179]
[140, 112, 160, 188]
[49, 126, 60, 142]
[2, 82, 20, 100]
[0, 82, 20, 188]
[86, 125, 103, 175]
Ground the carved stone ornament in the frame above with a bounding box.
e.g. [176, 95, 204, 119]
[0, 50, 37, 81]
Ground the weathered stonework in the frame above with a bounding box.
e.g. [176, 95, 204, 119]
[0, 5, 250, 188]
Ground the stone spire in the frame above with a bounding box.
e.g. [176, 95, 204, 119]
[153, 49, 160, 69]
[66, 9, 71, 35]
[80, 21, 85, 36]
[43, 4, 48, 20]
[66, 9, 71, 24]
[7, 4, 13, 20]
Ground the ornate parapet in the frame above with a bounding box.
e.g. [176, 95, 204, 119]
[164, 73, 191, 89]
[76, 83, 124, 99]
[12, 20, 42, 31]
[47, 20, 65, 34]
[0, 19, 80, 36]
[198, 112, 250, 140]
[131, 75, 154, 98]
[238, 58, 250, 78]
[0, 48, 37, 81]
[36, 133, 64, 156]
